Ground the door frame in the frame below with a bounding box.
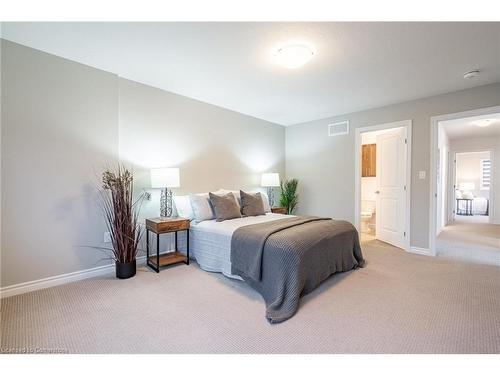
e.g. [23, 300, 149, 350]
[429, 105, 500, 256]
[447, 150, 457, 224]
[354, 119, 412, 252]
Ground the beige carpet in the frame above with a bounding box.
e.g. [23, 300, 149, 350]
[436, 219, 500, 267]
[1, 239, 499, 354]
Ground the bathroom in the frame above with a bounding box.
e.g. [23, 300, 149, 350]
[360, 130, 378, 239]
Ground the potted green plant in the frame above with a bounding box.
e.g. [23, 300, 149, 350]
[279, 178, 299, 214]
[100, 165, 143, 279]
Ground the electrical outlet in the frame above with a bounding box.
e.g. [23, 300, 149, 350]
[418, 171, 426, 180]
[103, 232, 112, 243]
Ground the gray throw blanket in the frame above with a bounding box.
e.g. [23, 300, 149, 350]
[231, 216, 365, 323]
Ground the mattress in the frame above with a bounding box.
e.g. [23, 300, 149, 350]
[189, 213, 290, 279]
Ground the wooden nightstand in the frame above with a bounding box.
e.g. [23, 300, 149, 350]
[271, 207, 288, 214]
[145, 217, 190, 273]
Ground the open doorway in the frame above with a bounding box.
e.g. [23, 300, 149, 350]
[432, 109, 500, 266]
[454, 151, 491, 223]
[355, 120, 411, 251]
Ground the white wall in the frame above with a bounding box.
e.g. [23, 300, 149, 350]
[286, 82, 500, 249]
[360, 128, 398, 206]
[1, 40, 285, 288]
[451, 136, 500, 223]
[361, 132, 375, 205]
[361, 178, 377, 202]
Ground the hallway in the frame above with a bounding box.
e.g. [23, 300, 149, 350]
[436, 219, 500, 266]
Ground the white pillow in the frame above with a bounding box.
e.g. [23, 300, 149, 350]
[173, 195, 193, 220]
[258, 191, 271, 213]
[189, 193, 215, 223]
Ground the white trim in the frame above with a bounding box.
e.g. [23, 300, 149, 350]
[1, 256, 147, 299]
[1, 263, 113, 298]
[354, 119, 412, 252]
[429, 105, 500, 256]
[409, 247, 432, 256]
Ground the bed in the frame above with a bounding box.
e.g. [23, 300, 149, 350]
[189, 212, 365, 323]
[473, 197, 489, 216]
[455, 197, 489, 216]
[190, 213, 287, 279]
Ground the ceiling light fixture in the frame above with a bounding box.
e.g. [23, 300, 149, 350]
[473, 119, 495, 127]
[272, 43, 314, 69]
[463, 70, 480, 79]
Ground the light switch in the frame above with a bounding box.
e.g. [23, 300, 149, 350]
[418, 171, 426, 180]
[104, 232, 112, 243]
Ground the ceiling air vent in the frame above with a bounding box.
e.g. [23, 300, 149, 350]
[328, 121, 349, 137]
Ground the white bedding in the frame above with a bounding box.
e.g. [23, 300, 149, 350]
[189, 213, 291, 279]
[473, 197, 488, 215]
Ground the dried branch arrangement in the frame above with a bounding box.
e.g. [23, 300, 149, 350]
[100, 165, 143, 263]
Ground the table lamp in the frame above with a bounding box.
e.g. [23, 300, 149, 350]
[458, 182, 475, 199]
[150, 168, 180, 217]
[261, 173, 280, 207]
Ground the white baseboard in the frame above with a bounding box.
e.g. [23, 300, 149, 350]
[0, 256, 147, 299]
[409, 247, 432, 256]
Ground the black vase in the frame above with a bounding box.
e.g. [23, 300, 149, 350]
[115, 260, 136, 279]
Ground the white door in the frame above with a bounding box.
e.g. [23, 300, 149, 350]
[375, 127, 407, 249]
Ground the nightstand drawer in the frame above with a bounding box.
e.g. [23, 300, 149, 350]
[271, 207, 288, 214]
[146, 218, 190, 233]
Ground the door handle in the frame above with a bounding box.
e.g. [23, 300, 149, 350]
[375, 190, 380, 194]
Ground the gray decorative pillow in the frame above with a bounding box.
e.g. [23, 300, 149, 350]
[209, 192, 242, 222]
[240, 190, 266, 217]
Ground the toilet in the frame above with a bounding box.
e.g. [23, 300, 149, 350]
[360, 200, 376, 234]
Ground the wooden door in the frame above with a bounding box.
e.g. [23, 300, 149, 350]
[362, 144, 376, 177]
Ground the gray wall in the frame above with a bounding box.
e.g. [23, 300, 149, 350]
[1, 40, 119, 287]
[118, 78, 285, 220]
[286, 83, 500, 249]
[0, 40, 285, 288]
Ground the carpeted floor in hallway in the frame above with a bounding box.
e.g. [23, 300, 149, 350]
[436, 218, 500, 267]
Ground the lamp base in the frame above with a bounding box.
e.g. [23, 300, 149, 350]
[267, 186, 274, 207]
[160, 188, 173, 217]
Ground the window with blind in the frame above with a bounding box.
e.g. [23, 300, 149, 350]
[480, 159, 491, 190]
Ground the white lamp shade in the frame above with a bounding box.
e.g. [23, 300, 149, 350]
[459, 182, 475, 191]
[261, 173, 280, 187]
[150, 168, 180, 188]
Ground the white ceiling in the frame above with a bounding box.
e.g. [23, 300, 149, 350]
[2, 22, 499, 126]
[441, 113, 500, 140]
